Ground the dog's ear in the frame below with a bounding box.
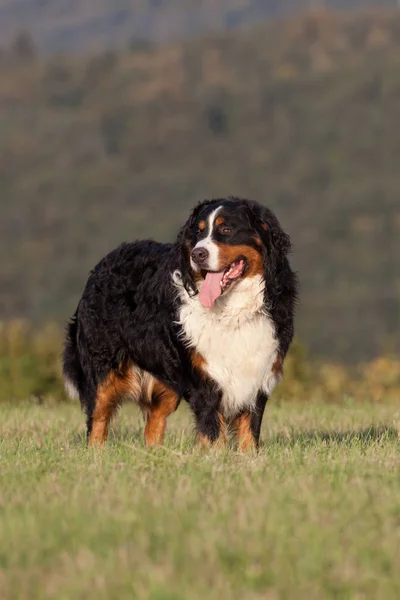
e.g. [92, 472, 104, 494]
[176, 211, 197, 295]
[243, 199, 294, 313]
[177, 203, 201, 247]
[246, 200, 291, 261]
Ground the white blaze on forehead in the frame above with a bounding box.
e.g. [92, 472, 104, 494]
[190, 206, 222, 272]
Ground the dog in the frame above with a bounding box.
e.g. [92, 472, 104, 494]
[63, 197, 297, 450]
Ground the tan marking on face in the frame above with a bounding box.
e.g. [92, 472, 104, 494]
[193, 269, 204, 283]
[215, 243, 264, 277]
[215, 216, 225, 226]
[198, 220, 206, 231]
[234, 412, 256, 452]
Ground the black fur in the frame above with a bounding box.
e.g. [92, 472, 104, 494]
[250, 392, 269, 445]
[63, 197, 298, 445]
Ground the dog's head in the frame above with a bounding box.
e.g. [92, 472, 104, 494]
[177, 197, 291, 308]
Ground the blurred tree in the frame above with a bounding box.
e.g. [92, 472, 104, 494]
[205, 104, 229, 135]
[10, 31, 37, 62]
[100, 110, 129, 155]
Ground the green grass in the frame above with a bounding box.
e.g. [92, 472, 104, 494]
[1, 400, 400, 600]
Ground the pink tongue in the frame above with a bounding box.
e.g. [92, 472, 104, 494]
[199, 271, 224, 308]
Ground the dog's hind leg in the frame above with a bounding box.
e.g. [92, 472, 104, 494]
[88, 364, 142, 447]
[144, 380, 180, 447]
[88, 372, 123, 447]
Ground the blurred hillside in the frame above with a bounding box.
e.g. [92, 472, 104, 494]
[0, 0, 396, 52]
[1, 320, 399, 404]
[1, 10, 400, 360]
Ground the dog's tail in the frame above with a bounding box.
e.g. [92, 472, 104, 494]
[63, 316, 84, 401]
[63, 313, 98, 440]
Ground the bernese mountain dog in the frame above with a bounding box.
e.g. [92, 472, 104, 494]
[63, 197, 297, 450]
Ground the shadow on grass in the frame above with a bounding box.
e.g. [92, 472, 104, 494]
[263, 426, 399, 449]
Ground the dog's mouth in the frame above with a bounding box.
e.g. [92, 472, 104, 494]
[199, 258, 247, 308]
[219, 258, 247, 292]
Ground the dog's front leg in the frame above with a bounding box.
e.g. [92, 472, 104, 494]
[188, 383, 224, 448]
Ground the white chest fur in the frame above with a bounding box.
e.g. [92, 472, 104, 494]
[176, 274, 280, 416]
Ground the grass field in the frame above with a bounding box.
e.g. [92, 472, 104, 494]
[1, 399, 400, 600]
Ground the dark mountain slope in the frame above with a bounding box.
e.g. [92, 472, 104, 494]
[1, 10, 400, 359]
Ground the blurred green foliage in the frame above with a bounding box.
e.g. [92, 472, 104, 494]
[0, 321, 65, 403]
[1, 321, 399, 405]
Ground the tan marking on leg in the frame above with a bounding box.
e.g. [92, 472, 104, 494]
[234, 412, 256, 452]
[197, 433, 210, 448]
[89, 363, 143, 447]
[89, 374, 124, 446]
[197, 412, 226, 449]
[144, 379, 179, 447]
[218, 412, 227, 446]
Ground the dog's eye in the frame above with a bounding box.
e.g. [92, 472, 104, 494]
[196, 224, 206, 236]
[219, 226, 232, 235]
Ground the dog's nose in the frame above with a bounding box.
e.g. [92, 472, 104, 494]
[191, 247, 209, 266]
